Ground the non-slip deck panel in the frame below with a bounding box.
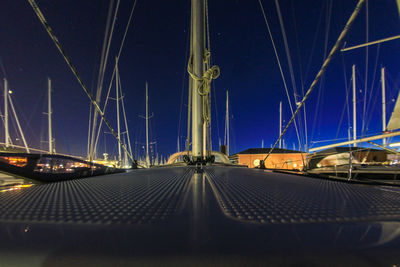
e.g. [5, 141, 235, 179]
[0, 167, 193, 225]
[206, 167, 400, 224]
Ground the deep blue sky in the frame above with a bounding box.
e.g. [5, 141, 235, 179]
[0, 0, 399, 160]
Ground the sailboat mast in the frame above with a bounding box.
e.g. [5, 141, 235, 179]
[191, 0, 205, 160]
[279, 101, 282, 149]
[116, 62, 121, 163]
[145, 81, 150, 166]
[352, 65, 357, 147]
[48, 78, 53, 154]
[226, 90, 229, 156]
[8, 95, 30, 153]
[4, 79, 9, 147]
[382, 67, 386, 146]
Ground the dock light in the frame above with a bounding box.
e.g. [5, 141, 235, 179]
[389, 142, 400, 147]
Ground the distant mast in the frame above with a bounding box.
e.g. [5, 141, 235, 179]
[381, 67, 386, 146]
[48, 78, 53, 153]
[116, 61, 121, 164]
[352, 65, 357, 147]
[279, 101, 282, 149]
[225, 90, 229, 156]
[4, 79, 9, 147]
[7, 85, 30, 153]
[145, 82, 150, 167]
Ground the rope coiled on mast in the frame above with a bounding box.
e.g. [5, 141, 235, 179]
[187, 52, 220, 124]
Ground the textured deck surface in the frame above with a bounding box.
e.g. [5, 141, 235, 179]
[2, 166, 400, 265]
[1, 166, 400, 225]
[206, 167, 400, 224]
[0, 167, 192, 224]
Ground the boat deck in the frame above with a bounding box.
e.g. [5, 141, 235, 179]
[1, 166, 400, 265]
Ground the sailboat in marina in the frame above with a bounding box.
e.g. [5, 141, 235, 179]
[307, 63, 400, 178]
[2, 0, 400, 265]
[0, 77, 124, 181]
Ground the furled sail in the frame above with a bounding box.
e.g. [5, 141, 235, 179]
[387, 91, 400, 130]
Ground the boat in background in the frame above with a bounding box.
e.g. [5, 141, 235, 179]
[0, 152, 124, 182]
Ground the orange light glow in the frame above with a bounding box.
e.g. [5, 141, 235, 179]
[0, 184, 33, 193]
[0, 156, 28, 167]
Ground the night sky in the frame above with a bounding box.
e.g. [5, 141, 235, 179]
[0, 0, 399, 160]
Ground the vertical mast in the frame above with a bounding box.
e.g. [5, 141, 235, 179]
[48, 78, 53, 154]
[352, 65, 357, 147]
[4, 79, 9, 147]
[279, 101, 282, 149]
[381, 67, 386, 146]
[145, 81, 150, 166]
[116, 62, 121, 164]
[191, 0, 205, 160]
[8, 94, 30, 153]
[226, 90, 229, 156]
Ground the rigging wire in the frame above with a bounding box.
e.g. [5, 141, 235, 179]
[205, 0, 213, 154]
[8, 95, 29, 152]
[366, 45, 380, 112]
[212, 82, 221, 149]
[90, 0, 120, 159]
[274, 0, 304, 149]
[116, 0, 138, 59]
[3, 81, 42, 146]
[92, 0, 139, 157]
[1, 71, 42, 147]
[88, 0, 115, 158]
[0, 62, 6, 127]
[119, 76, 133, 162]
[205, 0, 221, 152]
[177, 20, 191, 152]
[27, 0, 137, 165]
[303, 3, 324, 86]
[334, 75, 352, 140]
[290, 0, 308, 151]
[310, 0, 332, 145]
[365, 89, 380, 134]
[10, 89, 41, 146]
[342, 52, 351, 135]
[87, 100, 92, 157]
[186, 0, 193, 153]
[311, 137, 352, 144]
[93, 64, 116, 157]
[361, 0, 369, 137]
[364, 45, 381, 132]
[258, 0, 302, 154]
[262, 0, 366, 164]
